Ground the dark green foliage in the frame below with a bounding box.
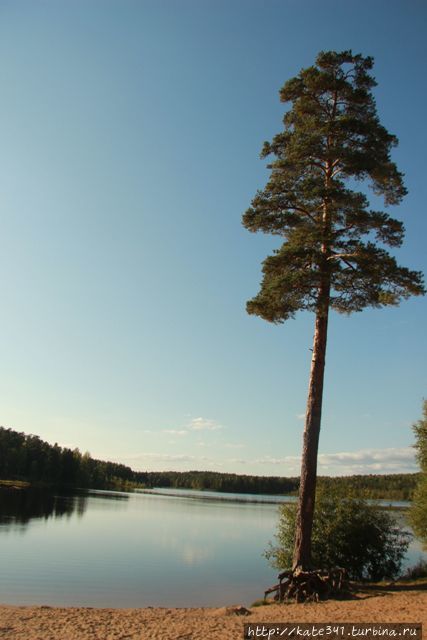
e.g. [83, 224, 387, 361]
[243, 50, 425, 323]
[317, 474, 418, 501]
[137, 470, 300, 494]
[265, 487, 410, 581]
[409, 400, 427, 545]
[0, 426, 136, 490]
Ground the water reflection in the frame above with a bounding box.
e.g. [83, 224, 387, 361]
[0, 488, 88, 530]
[140, 487, 299, 504]
[0, 487, 134, 533]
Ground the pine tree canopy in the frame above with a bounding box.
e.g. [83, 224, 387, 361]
[243, 50, 425, 323]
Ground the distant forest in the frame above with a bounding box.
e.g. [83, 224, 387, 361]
[0, 426, 418, 499]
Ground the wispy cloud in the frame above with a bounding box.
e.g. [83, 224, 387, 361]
[254, 455, 300, 469]
[224, 443, 246, 449]
[187, 417, 224, 431]
[121, 451, 233, 472]
[296, 413, 305, 420]
[159, 416, 225, 437]
[317, 447, 417, 473]
[254, 447, 417, 475]
[126, 452, 209, 463]
[162, 429, 188, 436]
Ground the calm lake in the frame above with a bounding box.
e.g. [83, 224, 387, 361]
[0, 487, 425, 608]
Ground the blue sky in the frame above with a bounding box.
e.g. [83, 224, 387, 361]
[1, 0, 426, 477]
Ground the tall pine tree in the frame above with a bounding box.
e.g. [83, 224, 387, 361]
[243, 51, 425, 579]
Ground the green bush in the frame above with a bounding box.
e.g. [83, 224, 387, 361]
[409, 400, 427, 546]
[265, 488, 410, 582]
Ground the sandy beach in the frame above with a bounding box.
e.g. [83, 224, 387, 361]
[0, 590, 425, 640]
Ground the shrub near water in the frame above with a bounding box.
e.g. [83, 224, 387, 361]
[265, 488, 410, 581]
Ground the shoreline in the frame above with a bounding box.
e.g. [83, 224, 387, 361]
[1, 590, 426, 639]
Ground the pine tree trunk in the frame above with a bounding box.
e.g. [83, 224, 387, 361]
[292, 280, 330, 571]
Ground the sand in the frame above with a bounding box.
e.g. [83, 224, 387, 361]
[0, 590, 425, 640]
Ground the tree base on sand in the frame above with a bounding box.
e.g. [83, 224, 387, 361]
[264, 567, 350, 603]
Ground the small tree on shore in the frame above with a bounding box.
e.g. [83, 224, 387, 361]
[410, 400, 427, 546]
[243, 50, 425, 583]
[265, 487, 410, 582]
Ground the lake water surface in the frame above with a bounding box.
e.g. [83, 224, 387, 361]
[0, 487, 425, 608]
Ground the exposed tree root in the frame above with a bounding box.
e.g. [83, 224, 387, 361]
[264, 567, 350, 603]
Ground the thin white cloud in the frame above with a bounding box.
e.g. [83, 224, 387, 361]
[255, 455, 300, 467]
[159, 416, 225, 437]
[318, 447, 415, 464]
[188, 417, 224, 431]
[296, 413, 305, 420]
[127, 452, 207, 463]
[163, 429, 188, 436]
[224, 443, 246, 449]
[253, 447, 417, 475]
[316, 447, 417, 474]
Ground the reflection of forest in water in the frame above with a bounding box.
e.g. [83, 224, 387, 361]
[0, 488, 135, 532]
[0, 487, 132, 531]
[0, 488, 89, 530]
[1, 487, 126, 531]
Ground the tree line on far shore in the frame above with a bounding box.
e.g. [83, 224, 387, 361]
[0, 426, 135, 490]
[137, 469, 418, 500]
[0, 425, 419, 499]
